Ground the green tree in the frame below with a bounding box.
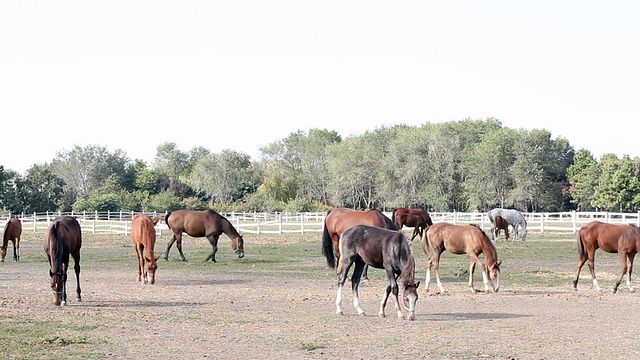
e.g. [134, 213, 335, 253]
[566, 150, 599, 211]
[19, 164, 66, 213]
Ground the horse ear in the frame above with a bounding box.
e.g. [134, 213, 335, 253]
[155, 255, 161, 261]
[497, 260, 502, 266]
[151, 216, 160, 225]
[415, 281, 420, 288]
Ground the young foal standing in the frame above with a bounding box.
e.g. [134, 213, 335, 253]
[493, 215, 510, 241]
[335, 225, 420, 320]
[422, 222, 501, 293]
[1, 217, 22, 262]
[131, 214, 161, 284]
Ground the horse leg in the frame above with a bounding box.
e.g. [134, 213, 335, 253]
[586, 251, 602, 292]
[135, 243, 145, 282]
[425, 257, 433, 292]
[73, 254, 82, 302]
[61, 262, 69, 306]
[362, 264, 369, 282]
[573, 249, 589, 290]
[627, 253, 636, 292]
[14, 238, 20, 262]
[383, 271, 403, 319]
[335, 256, 353, 315]
[351, 261, 366, 316]
[164, 233, 179, 261]
[431, 252, 445, 293]
[204, 235, 220, 262]
[613, 252, 634, 293]
[410, 228, 419, 242]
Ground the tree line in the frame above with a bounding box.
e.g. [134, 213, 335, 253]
[1, 118, 638, 215]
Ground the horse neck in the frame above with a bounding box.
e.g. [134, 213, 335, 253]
[221, 218, 240, 239]
[480, 237, 498, 266]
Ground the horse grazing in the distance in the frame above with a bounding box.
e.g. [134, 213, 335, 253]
[131, 214, 161, 284]
[421, 222, 501, 293]
[488, 208, 527, 241]
[391, 207, 433, 241]
[164, 209, 245, 262]
[1, 217, 22, 262]
[334, 225, 420, 320]
[44, 216, 82, 306]
[493, 215, 510, 240]
[573, 221, 640, 293]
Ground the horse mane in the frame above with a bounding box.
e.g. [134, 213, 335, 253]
[400, 239, 416, 285]
[375, 209, 398, 231]
[50, 219, 66, 273]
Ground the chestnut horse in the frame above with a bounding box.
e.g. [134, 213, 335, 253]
[1, 217, 22, 262]
[44, 216, 82, 306]
[391, 207, 433, 241]
[321, 208, 397, 279]
[573, 221, 640, 293]
[164, 209, 245, 262]
[335, 225, 420, 320]
[492, 215, 510, 241]
[131, 214, 161, 284]
[421, 222, 501, 293]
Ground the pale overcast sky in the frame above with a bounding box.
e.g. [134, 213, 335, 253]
[1, 1, 639, 173]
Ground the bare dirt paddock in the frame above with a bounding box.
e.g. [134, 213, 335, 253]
[2, 232, 640, 359]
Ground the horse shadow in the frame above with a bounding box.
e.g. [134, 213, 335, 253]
[424, 312, 532, 321]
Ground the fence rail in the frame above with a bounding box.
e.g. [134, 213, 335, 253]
[1, 210, 640, 236]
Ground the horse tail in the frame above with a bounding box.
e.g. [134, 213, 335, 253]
[576, 230, 587, 259]
[165, 212, 172, 230]
[391, 208, 399, 228]
[321, 210, 336, 269]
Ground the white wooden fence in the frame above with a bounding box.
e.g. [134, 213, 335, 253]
[1, 210, 639, 236]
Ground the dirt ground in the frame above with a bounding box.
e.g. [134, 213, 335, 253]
[2, 233, 640, 360]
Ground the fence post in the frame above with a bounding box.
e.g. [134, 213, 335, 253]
[278, 212, 282, 235]
[301, 214, 305, 235]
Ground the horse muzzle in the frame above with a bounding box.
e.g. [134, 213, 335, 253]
[236, 250, 245, 258]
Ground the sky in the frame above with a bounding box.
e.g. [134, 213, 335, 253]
[1, 1, 639, 174]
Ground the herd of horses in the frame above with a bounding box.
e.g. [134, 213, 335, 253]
[2, 206, 640, 319]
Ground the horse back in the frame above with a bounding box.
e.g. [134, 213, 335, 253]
[580, 221, 640, 253]
[131, 214, 158, 247]
[426, 222, 484, 254]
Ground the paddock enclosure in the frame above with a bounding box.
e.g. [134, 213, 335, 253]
[2, 231, 640, 359]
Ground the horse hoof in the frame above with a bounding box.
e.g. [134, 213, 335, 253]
[378, 313, 385, 318]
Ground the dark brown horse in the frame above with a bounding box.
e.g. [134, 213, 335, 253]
[321, 208, 397, 279]
[492, 215, 510, 241]
[1, 217, 22, 262]
[421, 222, 501, 293]
[131, 214, 161, 284]
[335, 225, 420, 320]
[573, 221, 640, 293]
[164, 209, 245, 262]
[391, 207, 433, 241]
[44, 216, 82, 306]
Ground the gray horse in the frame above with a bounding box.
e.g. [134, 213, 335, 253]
[488, 208, 527, 241]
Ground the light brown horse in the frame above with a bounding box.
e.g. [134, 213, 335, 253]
[44, 216, 82, 306]
[391, 207, 433, 241]
[421, 222, 501, 293]
[1, 217, 22, 262]
[321, 208, 397, 279]
[573, 221, 640, 293]
[335, 225, 420, 320]
[164, 209, 245, 262]
[131, 214, 161, 284]
[492, 215, 510, 241]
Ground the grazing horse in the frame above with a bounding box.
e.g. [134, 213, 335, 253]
[421, 222, 501, 293]
[164, 209, 245, 262]
[1, 217, 22, 262]
[44, 216, 82, 306]
[321, 208, 398, 279]
[334, 225, 420, 320]
[493, 215, 510, 240]
[391, 207, 434, 241]
[573, 221, 640, 293]
[131, 214, 161, 284]
[488, 208, 527, 241]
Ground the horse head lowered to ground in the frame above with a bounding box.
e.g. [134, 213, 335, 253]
[164, 209, 244, 262]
